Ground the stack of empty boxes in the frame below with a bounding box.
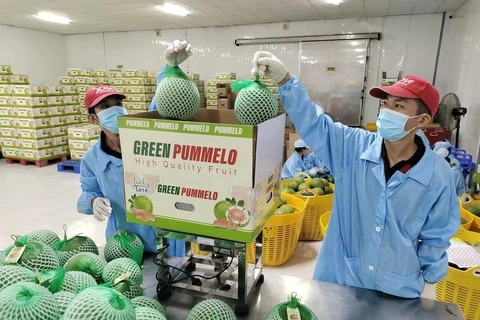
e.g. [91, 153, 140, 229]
[68, 124, 100, 161]
[205, 73, 237, 110]
[108, 69, 156, 114]
[187, 73, 205, 108]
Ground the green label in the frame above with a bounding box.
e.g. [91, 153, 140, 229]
[119, 117, 253, 138]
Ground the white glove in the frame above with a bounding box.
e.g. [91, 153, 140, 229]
[164, 40, 193, 66]
[92, 198, 112, 222]
[436, 147, 450, 159]
[251, 51, 290, 84]
[309, 168, 318, 177]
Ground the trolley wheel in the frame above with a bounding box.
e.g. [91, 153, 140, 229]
[186, 262, 196, 272]
[256, 274, 265, 286]
[235, 304, 250, 316]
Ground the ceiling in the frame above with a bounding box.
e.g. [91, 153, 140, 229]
[0, 0, 468, 34]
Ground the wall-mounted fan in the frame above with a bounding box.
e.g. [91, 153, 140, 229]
[436, 93, 467, 148]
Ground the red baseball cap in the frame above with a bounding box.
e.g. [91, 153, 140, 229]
[369, 75, 440, 116]
[84, 85, 126, 110]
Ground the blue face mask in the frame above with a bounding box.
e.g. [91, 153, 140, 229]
[97, 106, 127, 134]
[376, 108, 423, 142]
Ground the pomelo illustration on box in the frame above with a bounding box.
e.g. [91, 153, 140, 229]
[118, 110, 286, 243]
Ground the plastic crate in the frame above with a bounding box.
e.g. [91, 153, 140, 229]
[282, 173, 334, 241]
[436, 229, 480, 320]
[462, 194, 480, 232]
[262, 193, 307, 266]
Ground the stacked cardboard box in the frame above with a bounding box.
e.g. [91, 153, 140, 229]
[205, 72, 236, 110]
[0, 65, 13, 156]
[216, 83, 236, 110]
[108, 69, 156, 114]
[62, 68, 97, 124]
[67, 124, 100, 161]
[187, 74, 205, 108]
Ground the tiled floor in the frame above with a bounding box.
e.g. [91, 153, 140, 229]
[0, 158, 436, 300]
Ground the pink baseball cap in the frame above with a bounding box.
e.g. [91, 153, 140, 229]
[369, 75, 440, 116]
[84, 85, 126, 110]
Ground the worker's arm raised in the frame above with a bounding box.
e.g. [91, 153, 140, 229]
[252, 51, 374, 178]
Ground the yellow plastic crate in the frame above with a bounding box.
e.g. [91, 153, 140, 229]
[436, 228, 480, 320]
[462, 194, 480, 232]
[262, 193, 307, 266]
[282, 173, 333, 241]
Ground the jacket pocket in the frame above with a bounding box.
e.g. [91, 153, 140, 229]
[343, 256, 362, 288]
[381, 270, 424, 298]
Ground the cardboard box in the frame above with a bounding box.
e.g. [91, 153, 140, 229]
[70, 149, 87, 161]
[206, 93, 218, 100]
[10, 75, 29, 85]
[0, 117, 16, 127]
[124, 78, 147, 86]
[48, 106, 66, 116]
[67, 124, 100, 140]
[50, 116, 67, 126]
[122, 70, 146, 78]
[215, 72, 236, 80]
[54, 145, 69, 156]
[0, 97, 13, 106]
[66, 115, 81, 125]
[216, 83, 231, 98]
[0, 75, 11, 84]
[51, 126, 69, 137]
[0, 127, 17, 138]
[107, 71, 123, 78]
[110, 78, 127, 86]
[20, 148, 54, 160]
[64, 105, 80, 115]
[68, 139, 91, 151]
[13, 97, 48, 107]
[76, 85, 91, 94]
[62, 85, 79, 95]
[53, 135, 68, 146]
[17, 138, 54, 149]
[206, 106, 217, 110]
[45, 85, 64, 96]
[0, 85, 13, 96]
[15, 107, 49, 118]
[59, 76, 75, 85]
[68, 68, 93, 77]
[0, 65, 12, 75]
[124, 102, 150, 111]
[206, 99, 217, 107]
[125, 86, 147, 94]
[125, 94, 150, 102]
[16, 117, 51, 129]
[80, 115, 89, 123]
[1, 147, 20, 158]
[217, 98, 231, 110]
[94, 69, 107, 77]
[118, 110, 285, 243]
[206, 86, 217, 94]
[0, 106, 14, 116]
[16, 128, 52, 139]
[0, 137, 17, 147]
[89, 139, 98, 147]
[188, 74, 200, 81]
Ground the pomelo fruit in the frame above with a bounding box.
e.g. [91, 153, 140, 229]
[281, 188, 294, 194]
[321, 178, 329, 186]
[313, 187, 325, 196]
[460, 217, 467, 224]
[287, 180, 300, 191]
[294, 176, 305, 184]
[278, 205, 295, 214]
[467, 205, 480, 217]
[298, 183, 310, 191]
[324, 186, 333, 194]
[213, 219, 237, 230]
[310, 178, 324, 189]
[214, 200, 231, 220]
[226, 206, 250, 227]
[133, 195, 153, 213]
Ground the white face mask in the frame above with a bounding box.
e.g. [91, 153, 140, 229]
[376, 108, 425, 142]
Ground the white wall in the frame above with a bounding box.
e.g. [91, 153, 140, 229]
[0, 25, 67, 85]
[436, 1, 480, 155]
[65, 14, 443, 126]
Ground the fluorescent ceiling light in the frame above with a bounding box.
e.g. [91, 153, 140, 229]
[326, 0, 341, 5]
[36, 11, 71, 24]
[156, 3, 189, 16]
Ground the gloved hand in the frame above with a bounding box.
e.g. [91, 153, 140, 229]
[251, 51, 290, 84]
[436, 147, 450, 159]
[92, 197, 112, 222]
[309, 168, 319, 177]
[164, 40, 193, 66]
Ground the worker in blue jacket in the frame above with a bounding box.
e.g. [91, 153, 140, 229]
[282, 139, 310, 179]
[433, 141, 467, 197]
[77, 40, 193, 255]
[252, 51, 459, 298]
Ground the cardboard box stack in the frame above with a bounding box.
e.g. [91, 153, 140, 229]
[187, 73, 205, 108]
[62, 68, 98, 124]
[107, 69, 157, 115]
[0, 69, 71, 161]
[205, 73, 237, 110]
[67, 124, 100, 161]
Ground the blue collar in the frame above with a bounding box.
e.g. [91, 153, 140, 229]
[360, 135, 434, 186]
[94, 142, 123, 172]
